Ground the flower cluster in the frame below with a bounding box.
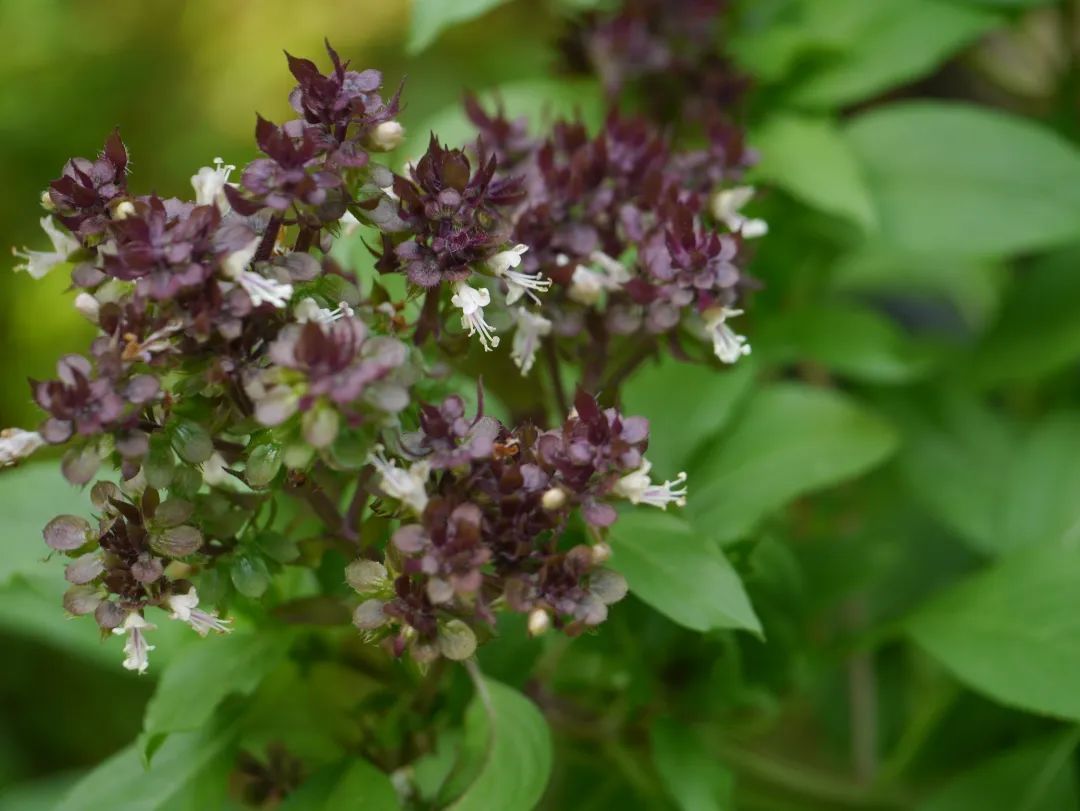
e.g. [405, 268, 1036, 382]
[44, 482, 229, 674]
[9, 25, 751, 672]
[464, 105, 762, 374]
[350, 390, 684, 662]
[557, 0, 749, 125]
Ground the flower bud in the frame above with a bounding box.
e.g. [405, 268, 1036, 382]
[63, 584, 102, 616]
[43, 515, 93, 551]
[113, 200, 136, 220]
[541, 487, 567, 511]
[590, 569, 629, 605]
[73, 292, 100, 324]
[352, 598, 387, 630]
[283, 442, 315, 470]
[172, 420, 213, 464]
[368, 120, 405, 152]
[437, 619, 477, 661]
[527, 608, 551, 637]
[345, 559, 388, 593]
[149, 525, 203, 557]
[302, 406, 340, 449]
[61, 445, 101, 486]
[40, 190, 55, 211]
[590, 542, 612, 565]
[245, 442, 283, 488]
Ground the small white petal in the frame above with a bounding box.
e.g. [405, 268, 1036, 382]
[0, 428, 45, 467]
[510, 308, 552, 376]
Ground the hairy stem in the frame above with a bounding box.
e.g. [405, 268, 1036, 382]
[254, 215, 283, 262]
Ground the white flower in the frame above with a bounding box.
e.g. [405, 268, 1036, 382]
[711, 186, 768, 239]
[0, 428, 45, 467]
[167, 588, 233, 636]
[295, 297, 354, 324]
[369, 445, 431, 515]
[703, 306, 751, 364]
[488, 244, 552, 305]
[451, 282, 500, 351]
[113, 612, 156, 674]
[612, 458, 688, 510]
[568, 251, 631, 305]
[13, 216, 80, 279]
[222, 237, 293, 309]
[510, 307, 552, 376]
[369, 120, 406, 151]
[191, 157, 236, 210]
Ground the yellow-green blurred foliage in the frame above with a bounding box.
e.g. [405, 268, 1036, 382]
[0, 0, 553, 428]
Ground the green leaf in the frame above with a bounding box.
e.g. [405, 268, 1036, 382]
[0, 463, 93, 584]
[230, 554, 271, 598]
[142, 632, 291, 760]
[897, 393, 1018, 555]
[846, 102, 1080, 257]
[972, 243, 1080, 385]
[996, 414, 1080, 555]
[53, 715, 239, 811]
[901, 404, 1080, 556]
[621, 355, 755, 475]
[919, 733, 1079, 811]
[689, 384, 898, 543]
[753, 114, 877, 230]
[448, 677, 552, 811]
[651, 718, 734, 811]
[785, 0, 996, 108]
[755, 302, 934, 384]
[323, 759, 402, 810]
[608, 510, 761, 634]
[831, 244, 1005, 331]
[407, 0, 514, 54]
[908, 543, 1080, 720]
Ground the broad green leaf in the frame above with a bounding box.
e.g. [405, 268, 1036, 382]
[754, 302, 934, 384]
[0, 462, 93, 584]
[651, 718, 735, 811]
[831, 245, 1005, 331]
[919, 733, 1079, 811]
[448, 678, 552, 811]
[689, 384, 898, 543]
[785, 0, 996, 108]
[54, 716, 238, 811]
[142, 631, 291, 760]
[846, 102, 1080, 257]
[972, 243, 1080, 385]
[407, 0, 513, 54]
[908, 543, 1080, 719]
[897, 394, 1018, 555]
[753, 114, 878, 230]
[0, 772, 79, 811]
[901, 404, 1080, 556]
[608, 510, 761, 634]
[621, 355, 755, 475]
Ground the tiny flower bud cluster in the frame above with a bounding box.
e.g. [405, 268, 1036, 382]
[347, 390, 680, 662]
